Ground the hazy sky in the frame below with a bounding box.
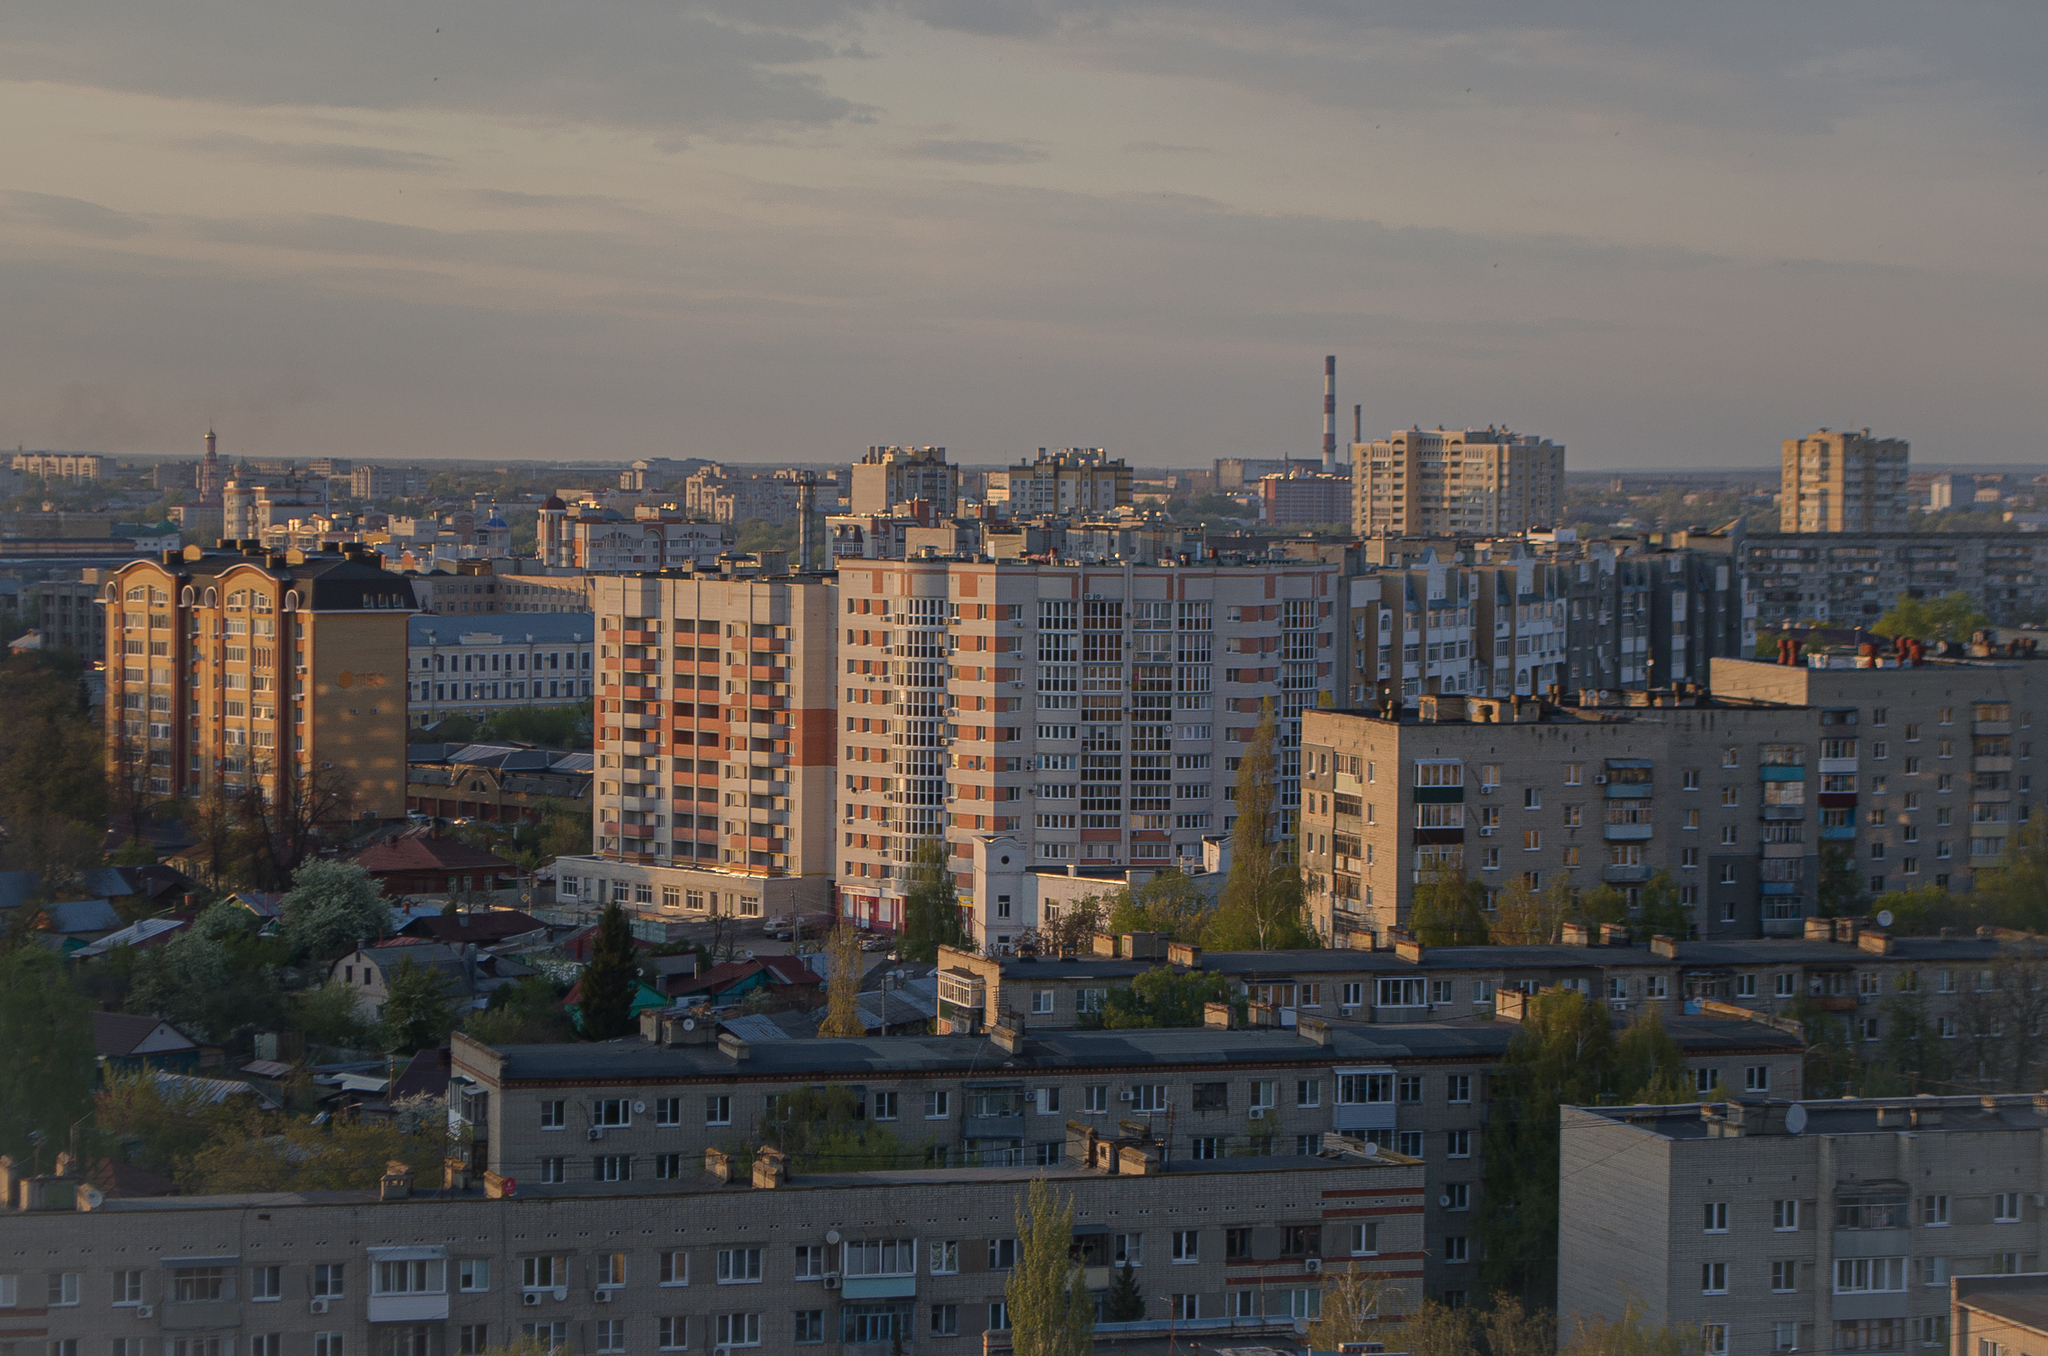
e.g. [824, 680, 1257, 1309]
[3, 2, 2044, 469]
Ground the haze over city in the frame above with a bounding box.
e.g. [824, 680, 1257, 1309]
[6, 2, 2046, 467]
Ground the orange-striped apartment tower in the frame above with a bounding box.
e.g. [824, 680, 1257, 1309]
[103, 541, 416, 822]
[566, 564, 838, 921]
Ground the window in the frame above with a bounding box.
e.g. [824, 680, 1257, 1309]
[1083, 1084, 1108, 1114]
[1113, 1233, 1143, 1267]
[539, 1156, 565, 1184]
[1170, 1295, 1198, 1321]
[592, 1155, 632, 1182]
[1172, 1231, 1199, 1263]
[1921, 1194, 1950, 1226]
[1994, 1192, 2022, 1223]
[794, 1247, 825, 1281]
[718, 1249, 762, 1284]
[312, 1264, 346, 1299]
[706, 1095, 732, 1126]
[1446, 1074, 1471, 1103]
[658, 1317, 688, 1351]
[1350, 1222, 1379, 1255]
[1771, 1261, 1797, 1293]
[315, 1338, 346, 1356]
[654, 1096, 681, 1126]
[795, 1310, 826, 1345]
[988, 1239, 1018, 1270]
[715, 1314, 761, 1348]
[458, 1260, 491, 1293]
[595, 1320, 626, 1354]
[1834, 1257, 1907, 1293]
[1447, 1129, 1471, 1157]
[595, 1254, 627, 1289]
[1523, 787, 1541, 810]
[116, 1269, 148, 1305]
[1296, 1079, 1321, 1108]
[1131, 1083, 1168, 1112]
[1397, 1131, 1423, 1157]
[540, 1100, 565, 1129]
[522, 1257, 566, 1292]
[1701, 1262, 1727, 1294]
[1701, 1324, 1727, 1356]
[1444, 1236, 1469, 1264]
[43, 1274, 80, 1309]
[930, 1305, 959, 1338]
[1920, 1256, 1949, 1287]
[1703, 1202, 1728, 1233]
[1443, 1183, 1470, 1211]
[989, 1302, 1011, 1332]
[373, 1259, 448, 1296]
[1281, 1226, 1321, 1257]
[1745, 1065, 1770, 1093]
[924, 1090, 951, 1118]
[1773, 1199, 1799, 1231]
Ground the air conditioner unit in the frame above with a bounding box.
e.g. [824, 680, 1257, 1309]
[135, 1306, 154, 1320]
[310, 1299, 330, 1315]
[1304, 1258, 1323, 1274]
[522, 1292, 542, 1307]
[596, 1289, 615, 1304]
[1249, 1107, 1265, 1120]
[587, 1126, 604, 1141]
[823, 1274, 842, 1291]
[1593, 773, 1608, 784]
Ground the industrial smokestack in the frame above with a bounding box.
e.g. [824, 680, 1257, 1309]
[794, 471, 818, 572]
[1322, 356, 1336, 472]
[1354, 404, 1362, 445]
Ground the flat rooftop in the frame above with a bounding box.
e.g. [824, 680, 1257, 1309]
[1570, 1095, 2048, 1141]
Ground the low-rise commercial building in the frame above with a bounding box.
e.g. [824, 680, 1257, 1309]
[1558, 1095, 2048, 1356]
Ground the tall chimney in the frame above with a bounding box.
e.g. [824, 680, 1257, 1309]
[1354, 404, 1362, 445]
[1322, 355, 1336, 472]
[793, 471, 818, 572]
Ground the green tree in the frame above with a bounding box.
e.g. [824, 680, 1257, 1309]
[1102, 870, 1211, 942]
[1816, 842, 1866, 919]
[1783, 997, 1857, 1097]
[901, 837, 966, 962]
[280, 859, 391, 963]
[0, 652, 108, 896]
[465, 973, 575, 1045]
[577, 901, 638, 1040]
[754, 1086, 922, 1169]
[1873, 590, 1988, 642]
[0, 944, 93, 1166]
[483, 704, 589, 750]
[1092, 967, 1239, 1029]
[1387, 1300, 1473, 1356]
[1305, 1265, 1399, 1350]
[1478, 989, 1614, 1309]
[380, 955, 458, 1054]
[1633, 870, 1694, 939]
[128, 902, 285, 1043]
[288, 979, 379, 1052]
[1558, 1296, 1703, 1355]
[1103, 1262, 1145, 1323]
[1409, 868, 1491, 945]
[1871, 983, 1946, 1095]
[1208, 700, 1318, 950]
[1490, 875, 1578, 946]
[818, 926, 867, 1038]
[1970, 818, 2048, 933]
[1006, 1178, 1094, 1356]
[1611, 1005, 1690, 1104]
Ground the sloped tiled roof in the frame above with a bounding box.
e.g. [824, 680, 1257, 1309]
[398, 910, 546, 946]
[45, 899, 122, 933]
[351, 832, 514, 876]
[92, 1010, 201, 1059]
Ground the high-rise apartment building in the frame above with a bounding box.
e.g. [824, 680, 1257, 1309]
[1778, 428, 1909, 532]
[562, 568, 838, 920]
[103, 543, 416, 820]
[536, 498, 729, 572]
[834, 557, 1338, 946]
[1745, 531, 2047, 629]
[850, 446, 958, 516]
[998, 449, 1132, 518]
[1352, 427, 1564, 537]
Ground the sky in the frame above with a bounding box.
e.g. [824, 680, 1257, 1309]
[2, 2, 2045, 470]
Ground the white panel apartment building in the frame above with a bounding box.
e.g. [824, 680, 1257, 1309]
[833, 558, 1341, 948]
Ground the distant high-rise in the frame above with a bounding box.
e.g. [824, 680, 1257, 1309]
[1352, 427, 1564, 537]
[198, 429, 223, 509]
[1778, 428, 1910, 532]
[849, 446, 957, 516]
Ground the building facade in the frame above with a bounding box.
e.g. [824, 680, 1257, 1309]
[1779, 428, 1910, 533]
[1259, 473, 1353, 527]
[102, 543, 416, 820]
[1352, 428, 1564, 538]
[29, 571, 107, 658]
[998, 450, 1132, 519]
[1558, 1095, 2048, 1356]
[407, 613, 595, 728]
[350, 464, 430, 500]
[536, 499, 730, 573]
[833, 557, 1338, 945]
[406, 561, 594, 617]
[1745, 531, 2048, 630]
[559, 568, 839, 920]
[850, 446, 958, 517]
[9, 451, 104, 481]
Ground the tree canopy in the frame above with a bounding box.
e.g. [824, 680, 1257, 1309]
[901, 837, 967, 961]
[1006, 1178, 1094, 1356]
[1209, 700, 1318, 950]
[280, 859, 390, 963]
[1872, 590, 1988, 641]
[577, 901, 638, 1040]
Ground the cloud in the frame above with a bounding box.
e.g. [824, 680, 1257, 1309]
[180, 135, 456, 174]
[896, 138, 1049, 164]
[3, 190, 148, 240]
[1123, 141, 1212, 155]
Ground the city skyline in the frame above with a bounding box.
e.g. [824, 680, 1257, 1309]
[3, 4, 2045, 468]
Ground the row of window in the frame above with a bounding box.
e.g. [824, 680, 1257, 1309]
[0, 1264, 362, 1308]
[1697, 1252, 2028, 1297]
[1702, 1194, 2025, 1234]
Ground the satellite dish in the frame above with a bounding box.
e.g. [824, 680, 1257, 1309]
[1293, 1319, 1310, 1336]
[1438, 1195, 1450, 1208]
[81, 1186, 104, 1210]
[1877, 909, 1894, 928]
[681, 1017, 696, 1031]
[826, 1230, 841, 1245]
[633, 1101, 647, 1114]
[1361, 1141, 1379, 1157]
[1785, 1104, 1808, 1135]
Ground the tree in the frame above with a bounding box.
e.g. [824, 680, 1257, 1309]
[1092, 967, 1239, 1029]
[1387, 1300, 1474, 1356]
[465, 973, 575, 1045]
[1816, 842, 1865, 919]
[1306, 1265, 1401, 1350]
[179, 1105, 447, 1194]
[1104, 870, 1212, 943]
[1558, 1297, 1703, 1356]
[1631, 870, 1693, 939]
[231, 759, 361, 890]
[0, 944, 93, 1167]
[1873, 591, 1987, 642]
[1478, 989, 1614, 1309]
[1409, 867, 1491, 945]
[1611, 1005, 1690, 1104]
[0, 652, 107, 899]
[1103, 1262, 1145, 1323]
[1970, 819, 2048, 933]
[128, 902, 285, 1043]
[1039, 893, 1106, 957]
[289, 979, 379, 1052]
[818, 926, 867, 1038]
[901, 837, 967, 962]
[1483, 1293, 1561, 1356]
[1208, 701, 1317, 950]
[381, 955, 458, 1054]
[578, 901, 638, 1040]
[1490, 875, 1577, 946]
[1006, 1178, 1093, 1356]
[280, 859, 391, 964]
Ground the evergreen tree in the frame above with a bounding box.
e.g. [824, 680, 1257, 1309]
[901, 838, 966, 962]
[1476, 988, 1614, 1309]
[578, 901, 638, 1041]
[818, 926, 867, 1038]
[1103, 1262, 1145, 1322]
[1006, 1178, 1094, 1356]
[1208, 700, 1319, 950]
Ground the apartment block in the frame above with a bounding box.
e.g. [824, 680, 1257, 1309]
[832, 557, 1338, 945]
[1558, 1095, 2048, 1356]
[453, 1013, 1794, 1304]
[0, 1146, 1423, 1356]
[537, 498, 730, 572]
[1260, 472, 1353, 527]
[350, 464, 429, 499]
[1352, 428, 1564, 537]
[103, 543, 416, 820]
[406, 559, 594, 616]
[1711, 655, 2048, 888]
[29, 571, 108, 658]
[997, 449, 1132, 518]
[1746, 531, 2048, 629]
[407, 613, 595, 728]
[223, 479, 330, 539]
[1953, 1274, 2048, 1356]
[1300, 692, 1822, 947]
[10, 451, 104, 481]
[1779, 428, 1910, 533]
[850, 446, 958, 517]
[562, 568, 838, 920]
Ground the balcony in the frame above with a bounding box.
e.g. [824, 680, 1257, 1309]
[1761, 841, 1804, 859]
[621, 657, 657, 674]
[1819, 823, 1856, 839]
[1974, 756, 2014, 773]
[1603, 823, 1653, 841]
[1974, 720, 2012, 736]
[368, 1292, 451, 1323]
[963, 1113, 1025, 1139]
[1602, 864, 1651, 883]
[1761, 805, 1805, 821]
